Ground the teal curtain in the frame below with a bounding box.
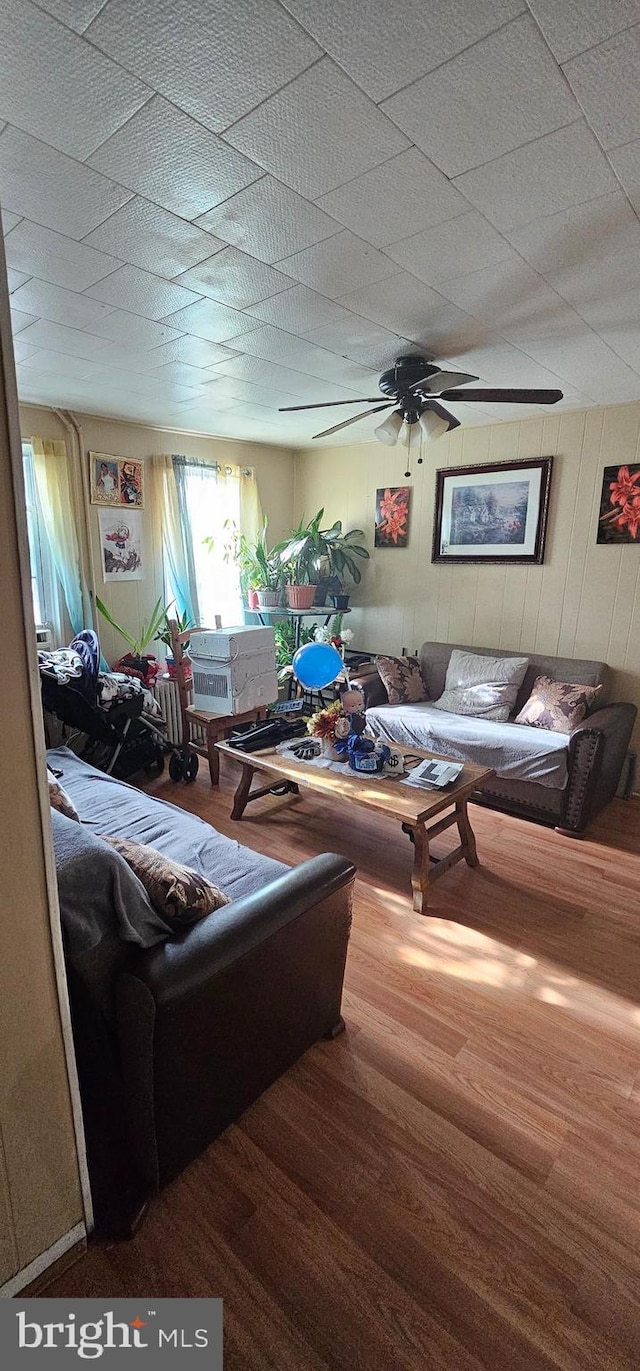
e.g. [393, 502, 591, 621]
[32, 437, 85, 636]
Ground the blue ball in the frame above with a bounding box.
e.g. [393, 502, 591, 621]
[292, 641, 343, 690]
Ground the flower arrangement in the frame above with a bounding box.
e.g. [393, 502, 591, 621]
[314, 614, 354, 654]
[307, 698, 347, 744]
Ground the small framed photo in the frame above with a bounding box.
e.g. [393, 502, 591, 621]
[90, 453, 120, 505]
[119, 459, 144, 507]
[432, 457, 553, 564]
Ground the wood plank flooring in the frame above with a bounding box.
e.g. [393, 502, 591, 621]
[44, 762, 640, 1369]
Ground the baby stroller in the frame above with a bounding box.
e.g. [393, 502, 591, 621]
[39, 630, 167, 780]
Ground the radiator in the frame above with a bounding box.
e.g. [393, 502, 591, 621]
[153, 679, 182, 745]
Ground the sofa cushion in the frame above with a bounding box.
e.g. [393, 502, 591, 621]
[430, 648, 529, 722]
[515, 675, 602, 732]
[366, 702, 569, 789]
[103, 836, 230, 924]
[418, 642, 610, 717]
[375, 654, 427, 704]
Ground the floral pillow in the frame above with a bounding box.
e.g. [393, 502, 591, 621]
[515, 676, 602, 733]
[103, 836, 229, 924]
[47, 767, 79, 822]
[375, 655, 427, 705]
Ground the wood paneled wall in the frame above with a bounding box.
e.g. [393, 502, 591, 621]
[20, 405, 296, 665]
[294, 403, 640, 753]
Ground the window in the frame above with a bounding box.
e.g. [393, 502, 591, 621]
[22, 441, 58, 633]
[171, 459, 243, 627]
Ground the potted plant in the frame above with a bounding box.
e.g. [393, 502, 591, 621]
[157, 608, 197, 680]
[96, 595, 167, 684]
[204, 520, 284, 609]
[251, 523, 285, 608]
[276, 510, 369, 611]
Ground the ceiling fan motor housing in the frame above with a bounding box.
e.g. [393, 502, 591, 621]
[379, 355, 437, 421]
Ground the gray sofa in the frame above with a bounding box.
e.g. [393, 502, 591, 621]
[353, 643, 636, 836]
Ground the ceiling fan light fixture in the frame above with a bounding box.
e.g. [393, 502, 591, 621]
[419, 408, 450, 442]
[374, 409, 403, 446]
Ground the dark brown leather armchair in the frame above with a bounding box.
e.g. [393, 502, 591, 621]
[71, 853, 355, 1234]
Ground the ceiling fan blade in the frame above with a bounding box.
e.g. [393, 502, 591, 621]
[313, 404, 391, 440]
[278, 397, 383, 412]
[428, 399, 461, 431]
[412, 369, 479, 393]
[439, 388, 563, 404]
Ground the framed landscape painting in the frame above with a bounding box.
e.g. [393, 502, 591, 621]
[597, 463, 640, 544]
[432, 457, 553, 564]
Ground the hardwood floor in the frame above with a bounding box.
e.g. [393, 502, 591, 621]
[45, 762, 640, 1370]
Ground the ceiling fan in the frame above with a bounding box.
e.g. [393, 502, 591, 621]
[279, 354, 563, 447]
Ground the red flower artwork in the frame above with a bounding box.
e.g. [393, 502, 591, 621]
[598, 463, 640, 544]
[375, 486, 411, 548]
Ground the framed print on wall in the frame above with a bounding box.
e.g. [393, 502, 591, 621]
[90, 452, 144, 508]
[375, 486, 411, 547]
[432, 457, 553, 565]
[597, 463, 640, 544]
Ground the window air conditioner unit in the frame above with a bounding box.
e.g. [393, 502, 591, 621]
[36, 626, 53, 648]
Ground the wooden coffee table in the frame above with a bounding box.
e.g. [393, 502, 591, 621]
[216, 741, 493, 914]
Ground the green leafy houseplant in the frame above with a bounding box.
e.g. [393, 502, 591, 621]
[273, 619, 315, 683]
[96, 595, 167, 675]
[204, 519, 284, 605]
[157, 608, 197, 653]
[276, 509, 369, 609]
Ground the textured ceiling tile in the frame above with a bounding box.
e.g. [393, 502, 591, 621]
[174, 247, 291, 309]
[159, 297, 258, 343]
[10, 277, 116, 330]
[280, 0, 524, 102]
[607, 139, 640, 215]
[140, 335, 240, 368]
[302, 316, 410, 369]
[381, 16, 579, 177]
[386, 212, 517, 285]
[204, 376, 303, 410]
[453, 122, 618, 230]
[505, 191, 640, 272]
[519, 325, 640, 398]
[148, 361, 222, 389]
[277, 231, 397, 298]
[32, 0, 107, 32]
[82, 198, 220, 277]
[0, 0, 151, 159]
[225, 58, 409, 200]
[12, 339, 38, 362]
[436, 259, 566, 335]
[2, 208, 21, 234]
[84, 263, 203, 319]
[209, 352, 367, 402]
[7, 267, 30, 291]
[563, 24, 640, 148]
[11, 308, 38, 333]
[88, 96, 262, 219]
[16, 348, 109, 381]
[526, 0, 640, 63]
[4, 219, 123, 290]
[81, 309, 184, 348]
[0, 126, 132, 237]
[572, 282, 640, 330]
[87, 0, 320, 132]
[15, 317, 166, 362]
[443, 340, 565, 388]
[229, 324, 375, 388]
[544, 242, 640, 311]
[196, 176, 339, 264]
[596, 321, 640, 372]
[245, 285, 350, 332]
[315, 148, 468, 247]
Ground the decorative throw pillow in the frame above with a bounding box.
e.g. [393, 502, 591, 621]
[430, 649, 529, 722]
[47, 767, 80, 822]
[515, 676, 602, 733]
[375, 655, 427, 705]
[102, 836, 229, 924]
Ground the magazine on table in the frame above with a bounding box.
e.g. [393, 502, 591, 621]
[401, 758, 463, 789]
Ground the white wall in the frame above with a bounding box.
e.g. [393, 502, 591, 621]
[294, 403, 640, 753]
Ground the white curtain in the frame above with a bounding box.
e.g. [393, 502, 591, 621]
[152, 455, 263, 628]
[31, 437, 85, 637]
